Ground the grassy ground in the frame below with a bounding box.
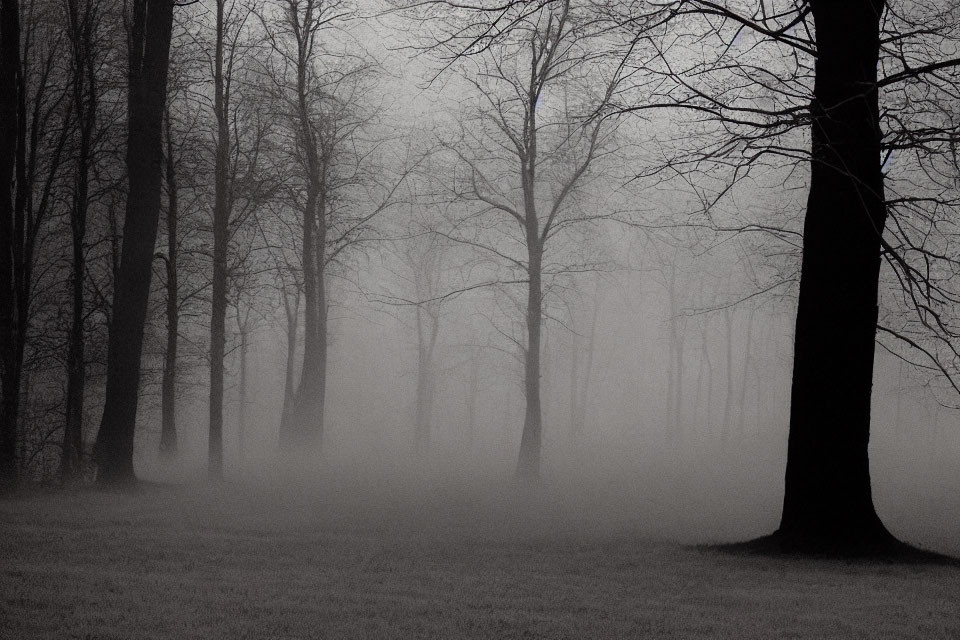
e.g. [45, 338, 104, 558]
[2, 478, 959, 639]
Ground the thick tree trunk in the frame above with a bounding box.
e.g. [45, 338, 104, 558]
[0, 0, 22, 488]
[281, 202, 325, 451]
[284, 186, 318, 449]
[775, 0, 895, 551]
[287, 193, 325, 449]
[287, 195, 325, 450]
[159, 107, 178, 456]
[208, 0, 231, 479]
[285, 10, 326, 450]
[93, 0, 174, 486]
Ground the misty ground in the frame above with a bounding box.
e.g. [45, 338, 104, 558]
[3, 471, 959, 640]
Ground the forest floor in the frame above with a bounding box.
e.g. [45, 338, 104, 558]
[2, 475, 959, 640]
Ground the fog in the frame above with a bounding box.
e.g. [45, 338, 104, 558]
[11, 3, 960, 639]
[126, 225, 960, 554]
[5, 0, 960, 568]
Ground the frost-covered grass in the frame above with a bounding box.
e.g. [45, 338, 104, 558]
[2, 476, 959, 639]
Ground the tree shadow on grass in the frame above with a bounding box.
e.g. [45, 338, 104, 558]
[703, 532, 960, 567]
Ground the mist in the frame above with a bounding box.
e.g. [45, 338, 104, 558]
[4, 1, 960, 637]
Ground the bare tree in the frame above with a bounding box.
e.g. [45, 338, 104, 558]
[618, 0, 960, 552]
[60, 0, 103, 483]
[259, 0, 352, 450]
[155, 31, 213, 460]
[379, 218, 452, 456]
[260, 0, 412, 451]
[1, 0, 78, 486]
[421, 0, 634, 478]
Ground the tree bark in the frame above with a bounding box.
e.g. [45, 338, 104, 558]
[278, 286, 299, 439]
[208, 0, 231, 479]
[313, 218, 328, 438]
[285, 0, 326, 451]
[236, 308, 249, 464]
[159, 106, 178, 456]
[0, 0, 23, 488]
[93, 0, 174, 486]
[61, 0, 98, 484]
[776, 0, 896, 550]
[517, 244, 543, 478]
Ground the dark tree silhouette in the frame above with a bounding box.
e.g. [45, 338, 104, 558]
[0, 0, 22, 488]
[61, 0, 102, 484]
[208, 0, 234, 480]
[403, 0, 960, 548]
[775, 0, 893, 551]
[93, 0, 174, 485]
[641, 0, 960, 552]
[1, 0, 77, 486]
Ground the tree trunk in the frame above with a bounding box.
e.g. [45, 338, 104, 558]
[236, 309, 248, 464]
[284, 184, 318, 449]
[666, 263, 684, 447]
[159, 106, 178, 456]
[287, 208, 322, 449]
[701, 315, 714, 433]
[568, 328, 580, 442]
[278, 286, 299, 439]
[93, 0, 174, 486]
[721, 307, 734, 452]
[517, 245, 543, 479]
[208, 0, 231, 479]
[61, 0, 97, 484]
[776, 0, 895, 551]
[285, 8, 326, 450]
[314, 223, 327, 438]
[736, 307, 755, 442]
[571, 290, 599, 446]
[0, 0, 22, 488]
